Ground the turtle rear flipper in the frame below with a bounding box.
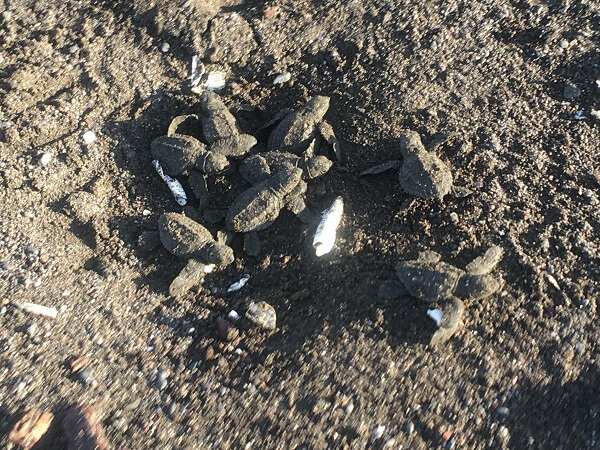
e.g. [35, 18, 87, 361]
[455, 273, 502, 300]
[430, 297, 464, 346]
[465, 246, 503, 275]
[169, 260, 213, 298]
[360, 160, 401, 176]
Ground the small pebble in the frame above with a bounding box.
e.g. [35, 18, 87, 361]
[372, 425, 385, 440]
[445, 437, 456, 449]
[558, 39, 569, 49]
[473, 181, 483, 188]
[495, 406, 510, 418]
[228, 310, 240, 321]
[345, 402, 354, 415]
[449, 212, 459, 224]
[406, 422, 415, 434]
[273, 72, 291, 85]
[497, 425, 509, 439]
[39, 153, 52, 166]
[82, 131, 96, 144]
[77, 368, 94, 386]
[246, 301, 276, 330]
[160, 42, 170, 53]
[156, 371, 168, 390]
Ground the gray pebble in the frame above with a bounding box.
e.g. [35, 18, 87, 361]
[495, 406, 509, 418]
[564, 83, 581, 99]
[406, 422, 415, 434]
[449, 212, 459, 224]
[160, 42, 170, 53]
[0, 306, 6, 314]
[445, 437, 455, 449]
[156, 370, 168, 390]
[371, 425, 385, 440]
[77, 368, 94, 386]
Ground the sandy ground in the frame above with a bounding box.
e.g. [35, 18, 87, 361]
[0, 0, 599, 448]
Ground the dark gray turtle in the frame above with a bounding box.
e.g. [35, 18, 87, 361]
[226, 167, 310, 255]
[239, 151, 332, 185]
[381, 246, 503, 345]
[150, 135, 229, 175]
[199, 91, 242, 143]
[266, 96, 340, 159]
[361, 130, 471, 206]
[159, 212, 234, 297]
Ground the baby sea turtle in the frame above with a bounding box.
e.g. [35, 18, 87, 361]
[159, 212, 234, 297]
[239, 151, 332, 185]
[380, 246, 503, 345]
[361, 130, 471, 207]
[226, 167, 310, 255]
[267, 95, 340, 159]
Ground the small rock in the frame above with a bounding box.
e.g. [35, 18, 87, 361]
[345, 402, 355, 415]
[564, 83, 581, 99]
[406, 422, 415, 434]
[39, 152, 52, 166]
[156, 370, 168, 390]
[9, 410, 54, 448]
[77, 368, 95, 386]
[217, 317, 239, 341]
[445, 437, 456, 449]
[160, 42, 170, 53]
[246, 301, 276, 330]
[372, 425, 385, 440]
[82, 130, 96, 144]
[497, 425, 509, 439]
[273, 72, 291, 85]
[495, 406, 510, 418]
[449, 212, 459, 224]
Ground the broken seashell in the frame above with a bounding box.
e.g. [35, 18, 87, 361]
[313, 197, 343, 257]
[152, 160, 187, 206]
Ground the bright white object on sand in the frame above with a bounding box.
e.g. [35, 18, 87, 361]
[313, 197, 344, 257]
[227, 275, 250, 292]
[273, 72, 291, 85]
[152, 159, 187, 206]
[82, 131, 96, 144]
[16, 302, 58, 319]
[427, 308, 443, 327]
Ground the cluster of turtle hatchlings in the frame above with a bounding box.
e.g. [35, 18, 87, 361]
[151, 93, 339, 304]
[150, 91, 504, 345]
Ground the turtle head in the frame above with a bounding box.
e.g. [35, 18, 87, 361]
[196, 152, 229, 174]
[206, 242, 234, 266]
[273, 167, 303, 194]
[307, 96, 330, 118]
[400, 130, 426, 157]
[304, 155, 332, 179]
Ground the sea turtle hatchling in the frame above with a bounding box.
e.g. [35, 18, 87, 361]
[266, 95, 340, 160]
[239, 151, 332, 185]
[226, 167, 312, 255]
[380, 246, 503, 345]
[159, 212, 234, 297]
[361, 130, 472, 207]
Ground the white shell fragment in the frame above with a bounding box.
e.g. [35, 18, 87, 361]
[228, 310, 240, 321]
[313, 197, 344, 257]
[273, 72, 291, 85]
[82, 130, 96, 144]
[227, 274, 250, 292]
[15, 302, 58, 319]
[546, 273, 561, 290]
[427, 308, 443, 327]
[152, 159, 187, 206]
[246, 301, 276, 330]
[190, 55, 203, 87]
[574, 109, 586, 120]
[39, 152, 52, 166]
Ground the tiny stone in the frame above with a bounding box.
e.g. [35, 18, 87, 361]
[406, 422, 415, 434]
[142, 209, 151, 216]
[445, 437, 456, 449]
[160, 42, 170, 53]
[564, 83, 581, 99]
[39, 153, 52, 166]
[473, 181, 483, 188]
[82, 131, 96, 144]
[156, 371, 168, 390]
[77, 368, 94, 386]
[273, 72, 291, 85]
[495, 406, 509, 418]
[558, 39, 569, 49]
[345, 402, 354, 415]
[497, 425, 509, 439]
[449, 212, 459, 224]
[372, 425, 385, 440]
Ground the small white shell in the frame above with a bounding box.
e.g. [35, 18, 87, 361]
[16, 302, 58, 319]
[273, 72, 291, 85]
[313, 197, 344, 257]
[190, 55, 203, 87]
[82, 130, 96, 144]
[427, 308, 443, 327]
[227, 274, 250, 292]
[152, 160, 187, 206]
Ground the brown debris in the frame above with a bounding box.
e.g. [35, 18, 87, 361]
[62, 404, 109, 450]
[9, 410, 54, 449]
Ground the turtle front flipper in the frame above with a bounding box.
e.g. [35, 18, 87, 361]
[318, 120, 341, 161]
[169, 259, 214, 298]
[360, 160, 401, 176]
[285, 195, 316, 224]
[465, 246, 503, 275]
[430, 297, 465, 346]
